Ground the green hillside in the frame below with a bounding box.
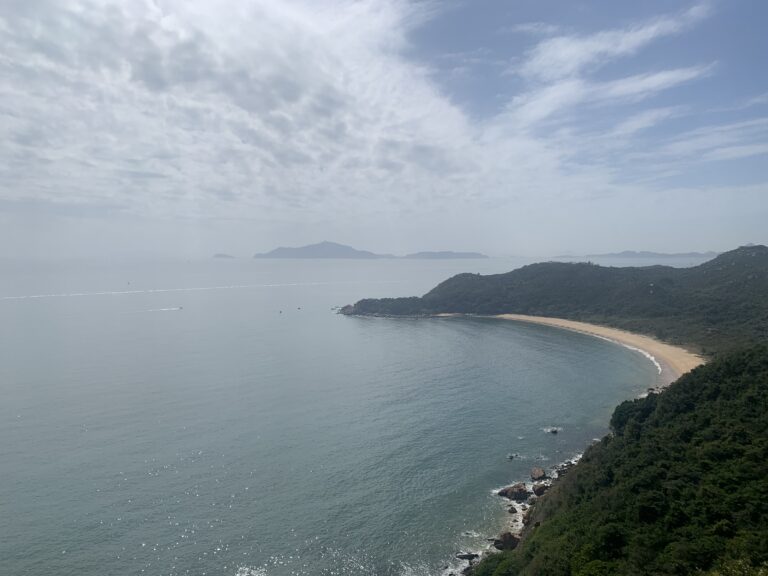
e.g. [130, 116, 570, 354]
[343, 245, 768, 354]
[473, 346, 768, 576]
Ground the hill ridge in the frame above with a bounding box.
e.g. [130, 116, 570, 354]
[342, 245, 768, 353]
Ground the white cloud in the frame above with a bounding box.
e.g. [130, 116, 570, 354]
[502, 66, 709, 128]
[503, 22, 561, 36]
[705, 143, 768, 161]
[517, 3, 711, 81]
[0, 0, 765, 258]
[659, 118, 768, 157]
[600, 65, 713, 100]
[0, 0, 474, 220]
[612, 107, 680, 136]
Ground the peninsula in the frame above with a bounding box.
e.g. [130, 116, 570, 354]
[342, 245, 768, 353]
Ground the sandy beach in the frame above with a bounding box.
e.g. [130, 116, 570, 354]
[492, 314, 705, 388]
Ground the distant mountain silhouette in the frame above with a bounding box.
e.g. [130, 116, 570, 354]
[404, 251, 488, 260]
[252, 242, 488, 260]
[253, 241, 393, 259]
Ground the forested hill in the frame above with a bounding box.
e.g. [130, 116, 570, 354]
[473, 346, 768, 576]
[342, 245, 768, 353]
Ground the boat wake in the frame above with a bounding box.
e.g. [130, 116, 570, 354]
[1, 280, 402, 301]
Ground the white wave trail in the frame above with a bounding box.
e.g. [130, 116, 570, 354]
[1, 280, 401, 301]
[588, 333, 663, 375]
[621, 343, 663, 375]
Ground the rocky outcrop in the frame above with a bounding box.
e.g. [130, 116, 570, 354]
[533, 483, 549, 496]
[498, 483, 530, 501]
[493, 532, 520, 550]
[530, 467, 547, 481]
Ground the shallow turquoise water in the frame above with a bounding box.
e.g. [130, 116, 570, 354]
[0, 259, 657, 576]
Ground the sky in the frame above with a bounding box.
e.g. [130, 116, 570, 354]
[1, 0, 767, 259]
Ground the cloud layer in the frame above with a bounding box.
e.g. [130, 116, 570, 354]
[0, 0, 766, 256]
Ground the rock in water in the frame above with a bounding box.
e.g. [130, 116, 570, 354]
[498, 483, 530, 501]
[530, 466, 547, 481]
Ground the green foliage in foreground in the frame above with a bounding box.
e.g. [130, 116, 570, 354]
[472, 347, 768, 576]
[345, 245, 768, 353]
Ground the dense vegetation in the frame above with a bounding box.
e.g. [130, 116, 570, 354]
[473, 347, 768, 576]
[343, 245, 768, 353]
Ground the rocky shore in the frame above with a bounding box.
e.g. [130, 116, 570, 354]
[448, 457, 580, 576]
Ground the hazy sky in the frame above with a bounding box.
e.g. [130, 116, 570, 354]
[1, 0, 766, 258]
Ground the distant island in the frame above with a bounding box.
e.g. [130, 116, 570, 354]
[404, 251, 488, 260]
[253, 241, 392, 259]
[252, 241, 487, 260]
[585, 250, 719, 259]
[213, 253, 235, 259]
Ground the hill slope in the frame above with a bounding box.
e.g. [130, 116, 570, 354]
[343, 245, 768, 353]
[473, 346, 768, 576]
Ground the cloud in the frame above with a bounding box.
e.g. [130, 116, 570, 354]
[600, 65, 713, 99]
[0, 0, 765, 259]
[503, 66, 710, 128]
[659, 118, 768, 158]
[705, 143, 768, 161]
[0, 0, 472, 219]
[503, 22, 562, 37]
[612, 107, 680, 136]
[517, 3, 711, 81]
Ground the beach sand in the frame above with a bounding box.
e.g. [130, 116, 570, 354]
[492, 314, 705, 388]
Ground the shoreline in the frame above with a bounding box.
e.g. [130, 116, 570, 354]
[437, 313, 705, 389]
[348, 311, 708, 574]
[433, 313, 706, 574]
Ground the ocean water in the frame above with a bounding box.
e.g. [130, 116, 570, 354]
[0, 258, 658, 576]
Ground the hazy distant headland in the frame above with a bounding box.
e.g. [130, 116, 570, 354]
[585, 250, 719, 259]
[213, 253, 235, 259]
[252, 241, 488, 260]
[403, 251, 488, 260]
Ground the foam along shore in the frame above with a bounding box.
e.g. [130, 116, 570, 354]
[492, 314, 705, 388]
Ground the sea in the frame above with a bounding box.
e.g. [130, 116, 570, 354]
[0, 256, 702, 576]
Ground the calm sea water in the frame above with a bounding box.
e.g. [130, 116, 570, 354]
[0, 258, 658, 576]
